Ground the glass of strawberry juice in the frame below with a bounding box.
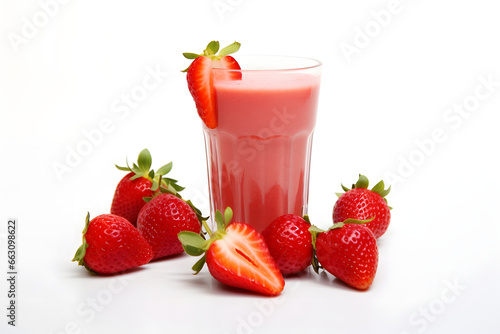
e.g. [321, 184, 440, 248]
[204, 56, 322, 232]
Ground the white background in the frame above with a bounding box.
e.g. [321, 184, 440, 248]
[1, 0, 500, 333]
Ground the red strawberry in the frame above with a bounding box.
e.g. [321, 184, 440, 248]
[137, 191, 202, 260]
[311, 220, 378, 290]
[333, 174, 391, 238]
[262, 214, 313, 275]
[111, 148, 183, 226]
[178, 207, 285, 296]
[183, 41, 241, 129]
[72, 213, 153, 274]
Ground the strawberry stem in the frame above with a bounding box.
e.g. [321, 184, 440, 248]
[308, 224, 325, 274]
[202, 219, 213, 238]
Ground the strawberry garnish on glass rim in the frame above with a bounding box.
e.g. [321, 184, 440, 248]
[178, 207, 285, 296]
[182, 41, 241, 129]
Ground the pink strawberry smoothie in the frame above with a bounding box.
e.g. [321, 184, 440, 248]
[204, 70, 321, 232]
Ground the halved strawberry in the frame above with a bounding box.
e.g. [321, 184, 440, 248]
[178, 207, 285, 296]
[183, 41, 241, 129]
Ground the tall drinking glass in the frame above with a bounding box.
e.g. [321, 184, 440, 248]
[204, 56, 322, 232]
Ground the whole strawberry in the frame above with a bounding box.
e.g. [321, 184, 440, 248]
[72, 213, 153, 274]
[111, 148, 183, 226]
[178, 207, 285, 296]
[262, 214, 313, 275]
[137, 191, 202, 260]
[311, 220, 378, 290]
[333, 174, 391, 238]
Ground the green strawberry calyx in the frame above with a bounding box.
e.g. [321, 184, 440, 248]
[336, 174, 391, 207]
[115, 148, 184, 194]
[308, 217, 375, 274]
[72, 212, 95, 273]
[177, 207, 233, 275]
[181, 40, 241, 72]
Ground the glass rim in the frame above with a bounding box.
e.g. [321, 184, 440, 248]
[212, 55, 322, 72]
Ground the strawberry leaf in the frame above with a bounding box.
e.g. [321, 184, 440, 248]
[156, 162, 173, 176]
[163, 177, 178, 183]
[371, 180, 385, 195]
[72, 212, 91, 267]
[72, 239, 88, 266]
[151, 178, 159, 192]
[170, 183, 185, 192]
[224, 207, 233, 227]
[177, 231, 206, 247]
[116, 149, 184, 199]
[129, 173, 142, 181]
[369, 178, 391, 201]
[326, 217, 375, 232]
[215, 210, 225, 231]
[219, 41, 241, 56]
[192, 254, 206, 275]
[137, 149, 152, 174]
[379, 185, 391, 198]
[339, 175, 392, 209]
[182, 40, 241, 72]
[178, 231, 209, 256]
[205, 41, 220, 55]
[342, 217, 375, 225]
[115, 164, 130, 171]
[185, 199, 209, 223]
[328, 222, 346, 230]
[183, 245, 205, 257]
[159, 184, 179, 196]
[355, 174, 369, 189]
[183, 52, 200, 59]
[309, 225, 324, 250]
[309, 225, 325, 234]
